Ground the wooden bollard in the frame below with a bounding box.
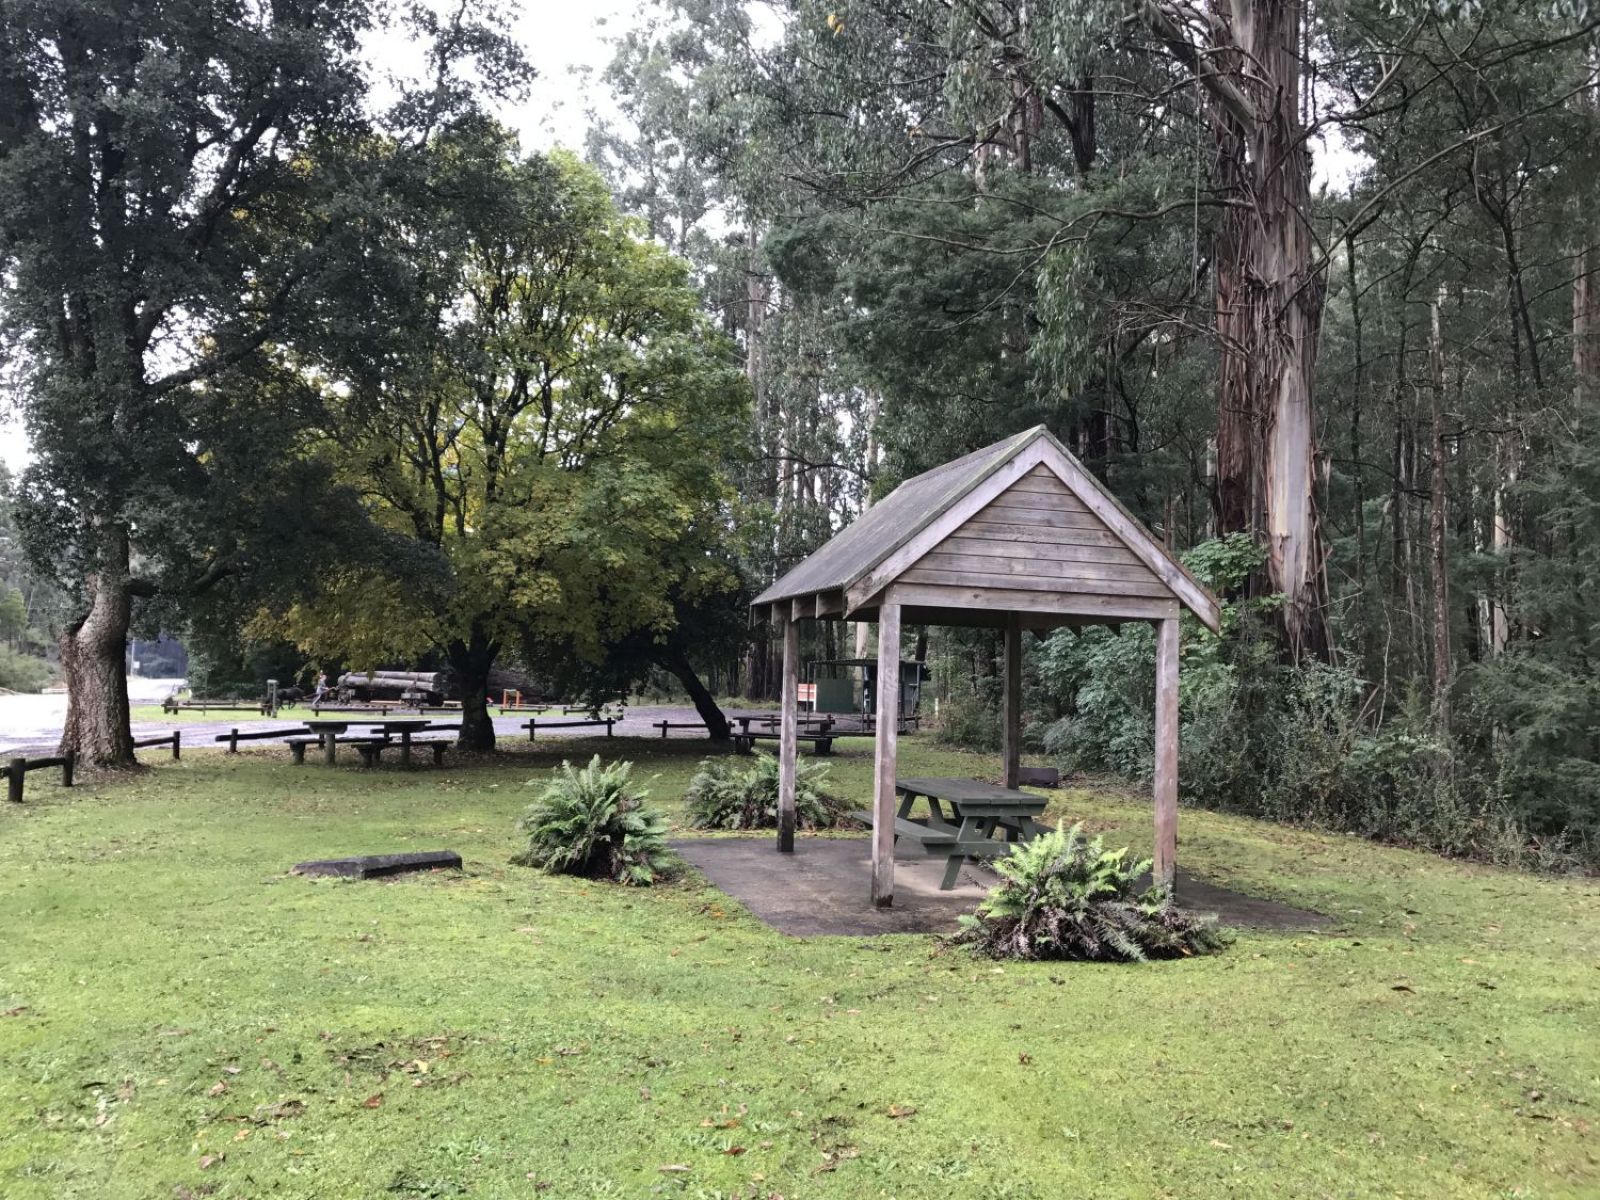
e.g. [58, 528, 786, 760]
[62, 751, 74, 788]
[172, 730, 181, 761]
[8, 757, 25, 803]
[227, 728, 239, 754]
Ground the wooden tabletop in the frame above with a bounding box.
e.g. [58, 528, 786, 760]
[895, 776, 1048, 812]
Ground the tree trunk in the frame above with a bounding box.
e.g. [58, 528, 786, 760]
[446, 625, 498, 752]
[1207, 0, 1331, 664]
[1428, 288, 1452, 731]
[658, 649, 731, 740]
[59, 566, 135, 769]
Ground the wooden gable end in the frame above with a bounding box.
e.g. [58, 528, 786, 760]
[899, 465, 1175, 600]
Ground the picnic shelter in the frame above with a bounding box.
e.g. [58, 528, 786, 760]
[751, 424, 1222, 907]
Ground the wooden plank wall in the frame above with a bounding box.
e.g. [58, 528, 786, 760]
[900, 465, 1172, 599]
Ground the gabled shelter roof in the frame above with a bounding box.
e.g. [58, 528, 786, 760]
[753, 424, 1221, 632]
[754, 427, 1039, 606]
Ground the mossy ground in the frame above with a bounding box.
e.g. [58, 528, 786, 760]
[2, 737, 1596, 1198]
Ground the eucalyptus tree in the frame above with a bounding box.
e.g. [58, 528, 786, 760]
[0, 0, 520, 765]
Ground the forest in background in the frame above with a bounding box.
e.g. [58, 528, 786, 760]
[582, 0, 1600, 869]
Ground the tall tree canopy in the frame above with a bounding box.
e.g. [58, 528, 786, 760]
[261, 141, 749, 750]
[0, 0, 519, 765]
[588, 0, 1600, 861]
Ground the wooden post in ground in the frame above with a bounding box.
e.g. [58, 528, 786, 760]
[227, 728, 240, 754]
[7, 758, 24, 803]
[1153, 616, 1180, 887]
[62, 751, 74, 788]
[1002, 613, 1022, 789]
[777, 611, 800, 853]
[171, 730, 181, 761]
[872, 596, 901, 907]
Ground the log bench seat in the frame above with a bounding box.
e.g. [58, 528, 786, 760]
[286, 736, 387, 765]
[653, 720, 708, 737]
[733, 730, 833, 756]
[354, 739, 450, 768]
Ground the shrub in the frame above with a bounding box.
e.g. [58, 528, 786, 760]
[0, 646, 53, 693]
[512, 756, 671, 885]
[930, 689, 1002, 752]
[953, 823, 1226, 963]
[685, 751, 855, 830]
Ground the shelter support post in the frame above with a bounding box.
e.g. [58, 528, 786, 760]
[872, 596, 901, 906]
[777, 613, 800, 853]
[1002, 613, 1022, 789]
[1153, 616, 1180, 886]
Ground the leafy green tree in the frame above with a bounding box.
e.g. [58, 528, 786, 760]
[262, 142, 749, 750]
[0, 0, 519, 765]
[0, 586, 26, 650]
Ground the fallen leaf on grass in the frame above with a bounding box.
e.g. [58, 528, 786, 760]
[198, 1154, 223, 1170]
[2, 1005, 29, 1018]
[815, 1147, 859, 1173]
[658, 1164, 690, 1173]
[253, 1099, 305, 1124]
[361, 1093, 383, 1109]
[1208, 1139, 1232, 1150]
[207, 1082, 227, 1098]
[1391, 984, 1415, 994]
[887, 1104, 916, 1119]
[1018, 1053, 1033, 1066]
[723, 1146, 747, 1156]
[221, 1066, 241, 1076]
[701, 1117, 741, 1129]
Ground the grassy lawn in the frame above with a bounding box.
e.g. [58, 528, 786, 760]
[2, 737, 1596, 1198]
[129, 705, 266, 724]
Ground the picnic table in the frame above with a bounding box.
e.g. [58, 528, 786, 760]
[892, 777, 1050, 890]
[300, 719, 351, 765]
[366, 720, 442, 766]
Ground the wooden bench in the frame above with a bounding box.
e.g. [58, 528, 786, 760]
[354, 739, 449, 768]
[286, 735, 387, 765]
[847, 810, 1013, 889]
[653, 720, 708, 737]
[216, 727, 306, 753]
[732, 730, 833, 756]
[523, 718, 615, 741]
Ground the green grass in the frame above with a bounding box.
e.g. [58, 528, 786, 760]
[129, 704, 266, 724]
[2, 738, 1596, 1198]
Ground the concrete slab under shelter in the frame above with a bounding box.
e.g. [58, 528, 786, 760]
[670, 837, 1331, 938]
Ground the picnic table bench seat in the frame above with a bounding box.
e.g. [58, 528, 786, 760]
[849, 778, 1054, 890]
[732, 730, 833, 756]
[353, 739, 450, 768]
[285, 734, 388, 765]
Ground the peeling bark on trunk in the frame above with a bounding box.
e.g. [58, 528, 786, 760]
[446, 625, 498, 752]
[658, 649, 731, 740]
[59, 562, 136, 769]
[1206, 0, 1331, 663]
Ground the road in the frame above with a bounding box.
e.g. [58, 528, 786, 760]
[0, 687, 794, 756]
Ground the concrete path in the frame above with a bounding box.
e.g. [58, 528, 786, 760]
[671, 836, 1331, 937]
